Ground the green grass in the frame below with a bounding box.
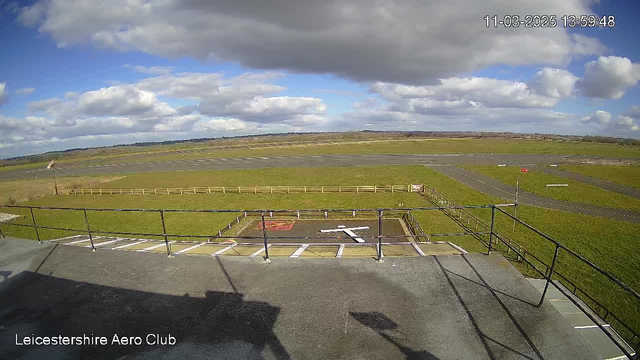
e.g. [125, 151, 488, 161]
[88, 138, 640, 166]
[561, 164, 640, 190]
[93, 165, 431, 188]
[2, 164, 638, 339]
[462, 165, 640, 212]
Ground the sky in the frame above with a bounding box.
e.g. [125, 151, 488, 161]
[1, 0, 640, 158]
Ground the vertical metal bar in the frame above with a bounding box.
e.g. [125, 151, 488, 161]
[53, 167, 59, 195]
[538, 245, 560, 307]
[487, 206, 496, 255]
[160, 210, 171, 256]
[261, 213, 270, 262]
[29, 207, 42, 244]
[83, 209, 94, 250]
[377, 209, 383, 261]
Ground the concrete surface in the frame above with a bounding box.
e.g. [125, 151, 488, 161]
[1, 153, 632, 180]
[528, 279, 635, 360]
[0, 237, 600, 359]
[433, 166, 640, 223]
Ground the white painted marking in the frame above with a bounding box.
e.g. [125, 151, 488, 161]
[85, 239, 120, 248]
[112, 240, 147, 250]
[138, 242, 175, 252]
[336, 244, 345, 258]
[575, 324, 610, 329]
[447, 242, 468, 254]
[411, 243, 426, 256]
[176, 243, 204, 254]
[290, 244, 309, 258]
[68, 236, 101, 245]
[250, 245, 271, 257]
[258, 157, 269, 160]
[606, 355, 635, 360]
[212, 244, 237, 256]
[498, 164, 506, 167]
[550, 164, 558, 167]
[343, 229, 365, 243]
[321, 226, 368, 243]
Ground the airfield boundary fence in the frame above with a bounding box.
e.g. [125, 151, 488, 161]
[422, 187, 639, 358]
[64, 184, 419, 196]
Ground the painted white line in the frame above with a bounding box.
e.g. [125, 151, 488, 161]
[112, 240, 147, 250]
[50, 234, 84, 242]
[290, 244, 309, 258]
[343, 229, 365, 243]
[137, 242, 175, 252]
[250, 245, 271, 257]
[575, 324, 610, 329]
[336, 244, 345, 258]
[85, 239, 120, 248]
[411, 243, 426, 256]
[67, 237, 93, 245]
[176, 243, 204, 254]
[606, 355, 635, 360]
[258, 157, 269, 160]
[447, 242, 468, 254]
[212, 244, 237, 256]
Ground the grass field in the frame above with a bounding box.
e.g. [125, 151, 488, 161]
[92, 138, 640, 166]
[461, 165, 640, 212]
[1, 164, 638, 337]
[560, 164, 640, 190]
[0, 176, 124, 204]
[4, 137, 640, 173]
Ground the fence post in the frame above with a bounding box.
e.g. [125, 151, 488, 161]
[0, 221, 4, 239]
[160, 210, 171, 257]
[377, 209, 383, 262]
[538, 245, 560, 307]
[487, 206, 496, 255]
[29, 207, 42, 244]
[261, 213, 270, 263]
[82, 209, 95, 251]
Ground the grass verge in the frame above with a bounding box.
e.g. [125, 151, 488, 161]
[560, 164, 640, 190]
[461, 165, 640, 212]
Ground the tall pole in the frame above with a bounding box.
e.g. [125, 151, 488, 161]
[53, 166, 59, 195]
[512, 175, 519, 231]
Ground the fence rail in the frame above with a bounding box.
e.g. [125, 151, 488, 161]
[64, 184, 419, 196]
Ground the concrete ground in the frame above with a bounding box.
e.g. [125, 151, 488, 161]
[0, 238, 601, 360]
[433, 166, 640, 223]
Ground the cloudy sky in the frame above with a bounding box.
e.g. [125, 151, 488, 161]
[1, 0, 640, 158]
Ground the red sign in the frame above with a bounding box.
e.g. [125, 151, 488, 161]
[520, 168, 529, 172]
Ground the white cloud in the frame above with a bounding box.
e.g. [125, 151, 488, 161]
[624, 105, 640, 120]
[18, 0, 604, 84]
[528, 68, 578, 98]
[0, 82, 8, 106]
[131, 65, 174, 75]
[578, 56, 640, 99]
[581, 110, 612, 125]
[16, 87, 36, 95]
[2, 71, 329, 157]
[615, 115, 639, 131]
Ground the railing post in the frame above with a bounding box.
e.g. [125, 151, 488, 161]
[538, 245, 560, 307]
[0, 222, 4, 239]
[83, 209, 95, 251]
[377, 209, 384, 262]
[29, 207, 42, 244]
[487, 206, 496, 255]
[160, 210, 171, 257]
[261, 213, 270, 263]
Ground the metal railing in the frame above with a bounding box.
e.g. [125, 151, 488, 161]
[64, 184, 418, 195]
[0, 202, 636, 358]
[421, 187, 638, 358]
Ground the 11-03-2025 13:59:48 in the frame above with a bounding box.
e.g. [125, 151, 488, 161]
[484, 14, 616, 28]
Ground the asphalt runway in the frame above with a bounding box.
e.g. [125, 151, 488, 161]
[433, 166, 640, 223]
[0, 153, 630, 180]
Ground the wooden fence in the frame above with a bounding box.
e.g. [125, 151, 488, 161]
[65, 184, 422, 195]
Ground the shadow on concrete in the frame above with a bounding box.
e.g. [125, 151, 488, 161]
[350, 312, 438, 360]
[0, 272, 289, 360]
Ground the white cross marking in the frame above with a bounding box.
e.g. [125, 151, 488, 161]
[320, 226, 369, 243]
